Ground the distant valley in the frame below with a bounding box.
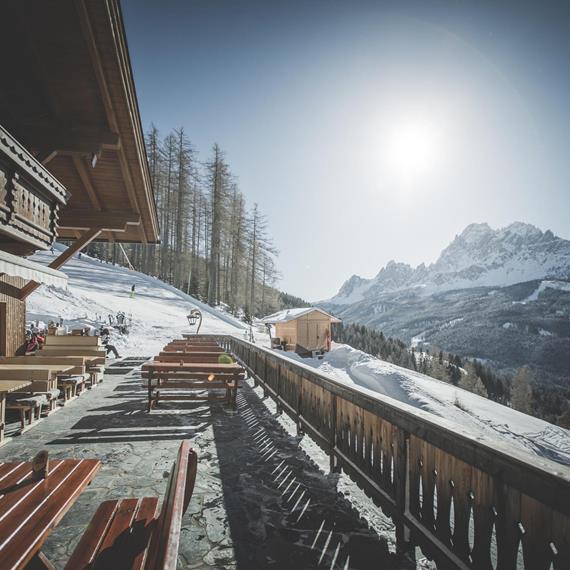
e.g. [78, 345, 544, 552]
[321, 223, 570, 385]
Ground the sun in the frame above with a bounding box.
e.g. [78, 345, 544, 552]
[385, 120, 443, 180]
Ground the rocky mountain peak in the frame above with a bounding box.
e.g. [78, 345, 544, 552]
[328, 222, 570, 305]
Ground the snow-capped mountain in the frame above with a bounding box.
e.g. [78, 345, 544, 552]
[320, 222, 570, 384]
[329, 222, 570, 305]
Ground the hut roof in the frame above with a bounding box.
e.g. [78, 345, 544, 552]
[262, 308, 341, 324]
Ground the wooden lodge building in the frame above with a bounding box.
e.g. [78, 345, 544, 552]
[0, 0, 159, 357]
[262, 308, 341, 355]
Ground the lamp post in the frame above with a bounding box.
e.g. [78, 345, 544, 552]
[186, 309, 202, 334]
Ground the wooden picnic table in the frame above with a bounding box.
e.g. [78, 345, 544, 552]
[0, 364, 74, 375]
[0, 365, 74, 393]
[0, 458, 100, 569]
[0, 380, 32, 445]
[141, 361, 245, 411]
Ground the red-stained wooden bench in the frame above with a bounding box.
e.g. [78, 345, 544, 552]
[65, 441, 197, 570]
[0, 458, 100, 569]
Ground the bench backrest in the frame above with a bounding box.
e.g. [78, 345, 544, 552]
[170, 338, 219, 344]
[149, 441, 197, 569]
[41, 344, 107, 356]
[155, 354, 225, 364]
[44, 335, 101, 347]
[163, 345, 223, 353]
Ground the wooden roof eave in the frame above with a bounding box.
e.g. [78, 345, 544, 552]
[76, 0, 159, 244]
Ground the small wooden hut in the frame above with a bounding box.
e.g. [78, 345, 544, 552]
[262, 308, 341, 355]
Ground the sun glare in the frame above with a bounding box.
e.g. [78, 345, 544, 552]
[385, 120, 443, 181]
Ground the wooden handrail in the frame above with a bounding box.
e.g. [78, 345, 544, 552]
[198, 333, 570, 569]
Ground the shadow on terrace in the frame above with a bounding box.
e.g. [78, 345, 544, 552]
[0, 364, 400, 569]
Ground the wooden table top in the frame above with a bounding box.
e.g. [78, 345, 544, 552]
[142, 361, 243, 373]
[158, 351, 225, 357]
[165, 341, 221, 345]
[0, 364, 74, 372]
[0, 458, 100, 569]
[0, 380, 32, 395]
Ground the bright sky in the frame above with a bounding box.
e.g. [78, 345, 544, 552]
[123, 0, 570, 301]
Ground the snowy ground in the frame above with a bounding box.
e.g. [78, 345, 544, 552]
[28, 244, 255, 356]
[281, 343, 570, 467]
[27, 245, 570, 468]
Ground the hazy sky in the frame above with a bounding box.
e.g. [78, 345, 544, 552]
[123, 0, 570, 301]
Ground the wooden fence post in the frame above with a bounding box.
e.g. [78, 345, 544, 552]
[330, 394, 339, 473]
[276, 364, 283, 415]
[395, 429, 416, 567]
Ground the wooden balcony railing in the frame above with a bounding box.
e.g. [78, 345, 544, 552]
[0, 124, 68, 254]
[206, 334, 570, 570]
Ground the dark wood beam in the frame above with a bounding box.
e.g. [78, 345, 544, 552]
[20, 125, 120, 157]
[72, 156, 102, 210]
[37, 150, 58, 166]
[19, 228, 102, 300]
[58, 209, 141, 231]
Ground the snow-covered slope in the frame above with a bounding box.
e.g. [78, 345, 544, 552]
[329, 222, 570, 304]
[27, 244, 248, 355]
[283, 343, 570, 466]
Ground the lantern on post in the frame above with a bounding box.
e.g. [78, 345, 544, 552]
[186, 309, 202, 334]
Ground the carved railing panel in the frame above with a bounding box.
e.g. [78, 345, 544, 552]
[0, 124, 67, 252]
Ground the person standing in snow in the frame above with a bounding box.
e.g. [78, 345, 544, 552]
[130, 284, 136, 298]
[100, 327, 120, 359]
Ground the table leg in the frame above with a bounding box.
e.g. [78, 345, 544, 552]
[0, 394, 5, 445]
[26, 551, 56, 569]
[147, 373, 153, 413]
[230, 375, 238, 407]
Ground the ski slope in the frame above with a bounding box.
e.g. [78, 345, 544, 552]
[27, 244, 247, 356]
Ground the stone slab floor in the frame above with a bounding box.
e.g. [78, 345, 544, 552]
[0, 363, 402, 569]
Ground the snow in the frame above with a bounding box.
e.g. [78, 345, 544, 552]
[261, 306, 340, 323]
[523, 279, 570, 302]
[281, 343, 570, 467]
[27, 244, 249, 356]
[328, 222, 570, 304]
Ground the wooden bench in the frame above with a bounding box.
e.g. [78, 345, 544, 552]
[155, 353, 228, 364]
[44, 335, 102, 347]
[0, 368, 63, 414]
[65, 441, 197, 570]
[40, 346, 107, 361]
[0, 356, 92, 394]
[141, 362, 244, 411]
[6, 393, 48, 429]
[58, 375, 87, 402]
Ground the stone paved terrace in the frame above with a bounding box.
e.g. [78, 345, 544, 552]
[0, 360, 408, 569]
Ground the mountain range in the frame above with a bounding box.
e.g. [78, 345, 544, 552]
[320, 222, 570, 383]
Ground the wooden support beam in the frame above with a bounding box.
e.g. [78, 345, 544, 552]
[19, 228, 102, 300]
[72, 156, 102, 210]
[22, 125, 120, 156]
[58, 209, 141, 231]
[36, 150, 58, 166]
